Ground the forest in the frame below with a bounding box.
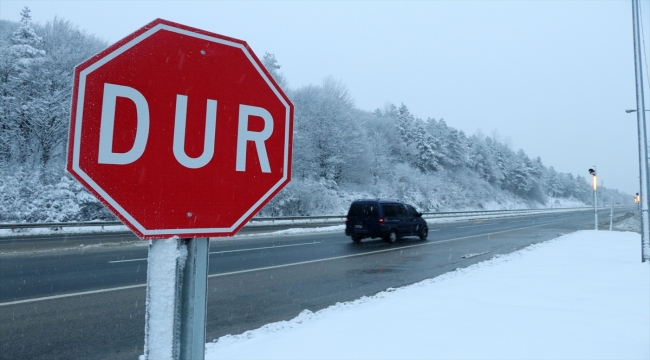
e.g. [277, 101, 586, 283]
[0, 9, 629, 223]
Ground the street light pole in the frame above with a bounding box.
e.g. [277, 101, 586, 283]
[631, 0, 650, 262]
[589, 167, 598, 230]
[610, 197, 614, 232]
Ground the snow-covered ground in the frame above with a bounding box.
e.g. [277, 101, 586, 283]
[205, 230, 650, 360]
[614, 211, 642, 233]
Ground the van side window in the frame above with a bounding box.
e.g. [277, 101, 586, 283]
[382, 204, 395, 217]
[383, 204, 405, 217]
[397, 205, 407, 217]
[406, 205, 418, 217]
[348, 204, 378, 217]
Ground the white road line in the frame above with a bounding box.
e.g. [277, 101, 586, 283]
[0, 218, 573, 307]
[462, 251, 491, 259]
[211, 241, 323, 254]
[108, 258, 145, 263]
[108, 241, 323, 263]
[0, 284, 145, 307]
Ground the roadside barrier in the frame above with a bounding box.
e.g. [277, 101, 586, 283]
[0, 206, 632, 232]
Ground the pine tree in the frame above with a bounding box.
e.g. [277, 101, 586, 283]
[0, 7, 46, 164]
[262, 52, 288, 91]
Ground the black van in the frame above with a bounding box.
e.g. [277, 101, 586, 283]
[345, 200, 428, 243]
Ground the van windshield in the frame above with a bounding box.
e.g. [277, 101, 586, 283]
[348, 203, 378, 217]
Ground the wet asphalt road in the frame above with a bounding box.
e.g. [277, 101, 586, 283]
[0, 208, 628, 360]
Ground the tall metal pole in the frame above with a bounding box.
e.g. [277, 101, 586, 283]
[179, 238, 209, 360]
[594, 179, 598, 231]
[590, 168, 598, 231]
[631, 0, 650, 262]
[144, 237, 209, 360]
[610, 198, 614, 231]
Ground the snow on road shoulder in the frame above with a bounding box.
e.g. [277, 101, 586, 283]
[0, 224, 129, 237]
[206, 230, 650, 360]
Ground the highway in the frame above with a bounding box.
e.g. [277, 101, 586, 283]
[0, 208, 631, 360]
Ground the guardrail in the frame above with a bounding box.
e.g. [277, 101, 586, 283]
[0, 206, 622, 231]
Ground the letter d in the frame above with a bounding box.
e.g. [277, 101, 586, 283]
[98, 83, 149, 165]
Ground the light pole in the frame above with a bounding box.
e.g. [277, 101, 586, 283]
[610, 196, 614, 232]
[630, 0, 650, 262]
[589, 167, 598, 231]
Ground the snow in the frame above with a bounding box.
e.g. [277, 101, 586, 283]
[0, 224, 130, 237]
[205, 230, 650, 359]
[143, 237, 187, 360]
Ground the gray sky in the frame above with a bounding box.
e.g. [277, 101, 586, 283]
[2, 0, 649, 194]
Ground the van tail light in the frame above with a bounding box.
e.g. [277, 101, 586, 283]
[345, 218, 348, 222]
[379, 218, 384, 226]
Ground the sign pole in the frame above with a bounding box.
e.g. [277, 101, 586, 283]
[144, 238, 209, 360]
[180, 238, 209, 360]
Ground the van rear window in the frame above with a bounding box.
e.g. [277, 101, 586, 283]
[348, 204, 378, 217]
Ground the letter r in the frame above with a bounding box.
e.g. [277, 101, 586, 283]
[236, 105, 273, 173]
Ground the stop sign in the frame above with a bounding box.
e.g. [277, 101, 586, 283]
[67, 19, 293, 239]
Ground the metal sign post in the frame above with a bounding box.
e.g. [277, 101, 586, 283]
[179, 238, 209, 360]
[144, 238, 209, 360]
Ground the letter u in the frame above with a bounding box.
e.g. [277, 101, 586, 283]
[173, 95, 217, 169]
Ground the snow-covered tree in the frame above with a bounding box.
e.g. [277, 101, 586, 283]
[262, 52, 288, 91]
[291, 77, 365, 185]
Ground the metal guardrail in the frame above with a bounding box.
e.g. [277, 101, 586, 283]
[0, 206, 612, 231]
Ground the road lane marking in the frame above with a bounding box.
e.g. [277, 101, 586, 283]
[108, 258, 147, 264]
[0, 284, 145, 307]
[108, 258, 145, 263]
[462, 251, 491, 259]
[107, 241, 324, 263]
[210, 241, 323, 254]
[0, 217, 579, 307]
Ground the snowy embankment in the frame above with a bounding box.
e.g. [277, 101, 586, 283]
[206, 231, 650, 360]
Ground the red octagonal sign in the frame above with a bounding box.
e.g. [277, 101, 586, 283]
[67, 19, 293, 239]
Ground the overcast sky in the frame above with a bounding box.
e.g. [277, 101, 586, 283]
[1, 0, 649, 194]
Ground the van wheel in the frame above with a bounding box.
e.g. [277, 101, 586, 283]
[385, 230, 398, 243]
[419, 228, 428, 240]
[351, 235, 362, 243]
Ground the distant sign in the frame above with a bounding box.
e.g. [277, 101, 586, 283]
[67, 19, 293, 239]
